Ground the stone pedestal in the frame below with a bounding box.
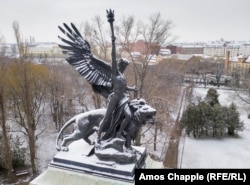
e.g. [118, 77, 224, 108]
[30, 140, 163, 185]
[30, 166, 133, 185]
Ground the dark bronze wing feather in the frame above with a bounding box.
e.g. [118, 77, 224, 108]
[58, 23, 112, 98]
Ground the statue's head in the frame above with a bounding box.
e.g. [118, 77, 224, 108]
[118, 58, 129, 73]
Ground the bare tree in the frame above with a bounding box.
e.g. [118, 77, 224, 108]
[0, 36, 15, 182]
[114, 13, 175, 146]
[116, 15, 141, 98]
[6, 21, 50, 175]
[47, 63, 66, 130]
[12, 21, 28, 59]
[0, 34, 7, 57]
[144, 61, 182, 151]
[233, 69, 250, 106]
[7, 61, 49, 175]
[47, 61, 94, 130]
[116, 12, 174, 98]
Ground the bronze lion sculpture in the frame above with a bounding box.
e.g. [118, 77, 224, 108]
[56, 98, 156, 152]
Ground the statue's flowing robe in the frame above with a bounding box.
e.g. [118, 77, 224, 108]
[101, 93, 130, 140]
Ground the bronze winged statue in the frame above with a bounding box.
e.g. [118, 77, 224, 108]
[58, 11, 138, 144]
[56, 10, 157, 164]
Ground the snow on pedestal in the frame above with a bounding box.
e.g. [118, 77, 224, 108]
[30, 139, 163, 185]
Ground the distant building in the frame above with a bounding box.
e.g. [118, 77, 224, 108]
[204, 42, 225, 57]
[176, 43, 204, 55]
[230, 55, 250, 77]
[159, 48, 171, 56]
[239, 42, 250, 55]
[204, 41, 240, 57]
[168, 41, 249, 58]
[119, 40, 161, 64]
[0, 43, 18, 58]
[27, 42, 63, 57]
[166, 45, 177, 54]
[120, 40, 160, 56]
[157, 48, 171, 62]
[226, 43, 241, 57]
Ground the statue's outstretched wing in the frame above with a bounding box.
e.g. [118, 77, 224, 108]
[58, 23, 112, 98]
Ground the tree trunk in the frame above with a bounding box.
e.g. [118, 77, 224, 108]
[0, 94, 15, 182]
[1, 124, 15, 182]
[134, 127, 142, 146]
[28, 130, 37, 175]
[153, 124, 158, 151]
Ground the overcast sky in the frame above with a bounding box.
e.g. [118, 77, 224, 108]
[0, 0, 249, 43]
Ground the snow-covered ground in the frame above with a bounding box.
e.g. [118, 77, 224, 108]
[178, 86, 250, 168]
[36, 129, 58, 173]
